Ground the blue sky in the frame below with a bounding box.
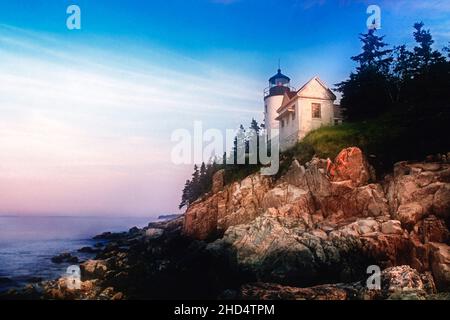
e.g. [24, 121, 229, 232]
[0, 0, 448, 216]
[2, 1, 449, 79]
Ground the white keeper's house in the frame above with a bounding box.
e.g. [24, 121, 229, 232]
[263, 69, 343, 151]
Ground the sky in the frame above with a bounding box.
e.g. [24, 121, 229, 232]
[0, 0, 448, 217]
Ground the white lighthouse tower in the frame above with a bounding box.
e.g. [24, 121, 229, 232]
[263, 68, 293, 137]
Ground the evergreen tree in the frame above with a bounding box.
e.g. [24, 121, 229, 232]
[179, 179, 191, 209]
[392, 45, 413, 81]
[411, 22, 445, 73]
[199, 162, 208, 195]
[336, 29, 394, 121]
[407, 22, 449, 110]
[443, 42, 450, 58]
[249, 118, 260, 134]
[231, 124, 246, 164]
[247, 119, 261, 162]
[351, 29, 393, 73]
[179, 161, 223, 209]
[391, 45, 414, 103]
[190, 164, 200, 200]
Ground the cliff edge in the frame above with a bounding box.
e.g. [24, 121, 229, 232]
[184, 147, 449, 292]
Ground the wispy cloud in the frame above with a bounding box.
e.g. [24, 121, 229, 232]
[0, 25, 262, 216]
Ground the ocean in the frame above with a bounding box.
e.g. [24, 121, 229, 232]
[0, 215, 156, 292]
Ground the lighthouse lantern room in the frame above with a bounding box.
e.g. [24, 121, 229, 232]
[264, 68, 294, 137]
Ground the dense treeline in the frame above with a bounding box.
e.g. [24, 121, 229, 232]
[179, 162, 217, 209]
[336, 22, 450, 121]
[333, 22, 450, 171]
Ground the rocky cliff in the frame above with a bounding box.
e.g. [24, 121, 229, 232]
[184, 147, 450, 291]
[3, 147, 448, 300]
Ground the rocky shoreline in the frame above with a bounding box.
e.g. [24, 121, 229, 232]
[2, 147, 449, 300]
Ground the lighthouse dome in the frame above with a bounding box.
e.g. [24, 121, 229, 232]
[269, 69, 290, 85]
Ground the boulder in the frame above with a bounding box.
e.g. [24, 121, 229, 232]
[111, 292, 124, 300]
[208, 213, 378, 286]
[381, 220, 403, 235]
[433, 184, 450, 219]
[128, 226, 140, 234]
[262, 185, 289, 209]
[239, 282, 349, 300]
[321, 183, 389, 219]
[81, 260, 109, 280]
[145, 228, 164, 239]
[329, 147, 374, 187]
[429, 242, 450, 291]
[93, 231, 127, 240]
[387, 162, 450, 224]
[78, 246, 100, 254]
[396, 203, 425, 228]
[380, 265, 436, 299]
[415, 215, 449, 243]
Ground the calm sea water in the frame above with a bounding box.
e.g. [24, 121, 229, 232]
[0, 215, 156, 292]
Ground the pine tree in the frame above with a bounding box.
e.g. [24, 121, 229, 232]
[247, 119, 261, 163]
[179, 159, 224, 209]
[411, 22, 445, 72]
[392, 45, 413, 80]
[231, 124, 246, 164]
[443, 42, 450, 59]
[336, 29, 394, 120]
[189, 164, 200, 201]
[406, 22, 449, 111]
[391, 45, 414, 103]
[199, 162, 208, 195]
[351, 29, 393, 73]
[179, 179, 191, 209]
[249, 118, 260, 135]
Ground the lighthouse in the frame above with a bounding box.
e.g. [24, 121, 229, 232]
[264, 67, 342, 151]
[263, 68, 293, 137]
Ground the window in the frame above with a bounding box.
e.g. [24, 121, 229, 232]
[281, 120, 284, 128]
[286, 116, 289, 125]
[292, 111, 295, 120]
[312, 103, 321, 119]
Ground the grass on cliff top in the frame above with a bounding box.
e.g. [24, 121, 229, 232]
[283, 108, 450, 175]
[222, 108, 450, 184]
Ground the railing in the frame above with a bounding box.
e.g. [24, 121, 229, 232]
[263, 85, 296, 98]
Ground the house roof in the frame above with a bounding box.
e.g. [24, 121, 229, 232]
[286, 91, 297, 99]
[297, 76, 336, 100]
[276, 76, 336, 114]
[277, 91, 297, 112]
[275, 106, 295, 121]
